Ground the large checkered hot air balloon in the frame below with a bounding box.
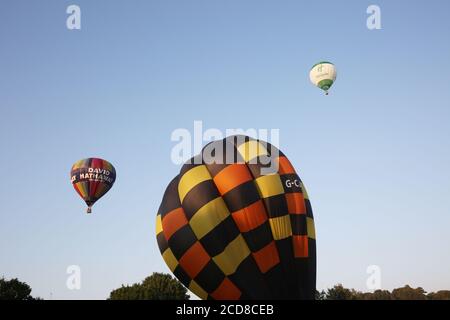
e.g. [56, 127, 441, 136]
[156, 136, 316, 300]
[70, 158, 116, 214]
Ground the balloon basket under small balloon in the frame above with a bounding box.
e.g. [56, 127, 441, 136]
[86, 207, 92, 214]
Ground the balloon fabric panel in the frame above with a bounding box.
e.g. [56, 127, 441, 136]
[156, 136, 316, 300]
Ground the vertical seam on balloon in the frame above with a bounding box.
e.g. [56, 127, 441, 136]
[198, 146, 256, 300]
[230, 136, 293, 297]
[175, 165, 241, 299]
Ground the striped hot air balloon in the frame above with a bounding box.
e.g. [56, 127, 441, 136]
[156, 136, 316, 300]
[70, 158, 116, 214]
[309, 61, 337, 95]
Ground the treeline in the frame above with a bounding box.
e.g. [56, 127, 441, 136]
[2, 274, 450, 300]
[316, 284, 450, 300]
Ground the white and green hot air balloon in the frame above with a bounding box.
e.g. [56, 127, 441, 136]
[309, 61, 337, 95]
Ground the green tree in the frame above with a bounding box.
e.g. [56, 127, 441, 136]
[427, 290, 450, 300]
[109, 272, 189, 300]
[391, 285, 426, 300]
[0, 277, 35, 300]
[325, 284, 357, 300]
[359, 289, 392, 300]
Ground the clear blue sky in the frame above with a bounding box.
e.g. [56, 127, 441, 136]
[1, 0, 449, 299]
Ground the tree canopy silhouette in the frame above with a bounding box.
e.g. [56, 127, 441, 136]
[109, 272, 189, 300]
[0, 277, 38, 300]
[316, 284, 450, 300]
